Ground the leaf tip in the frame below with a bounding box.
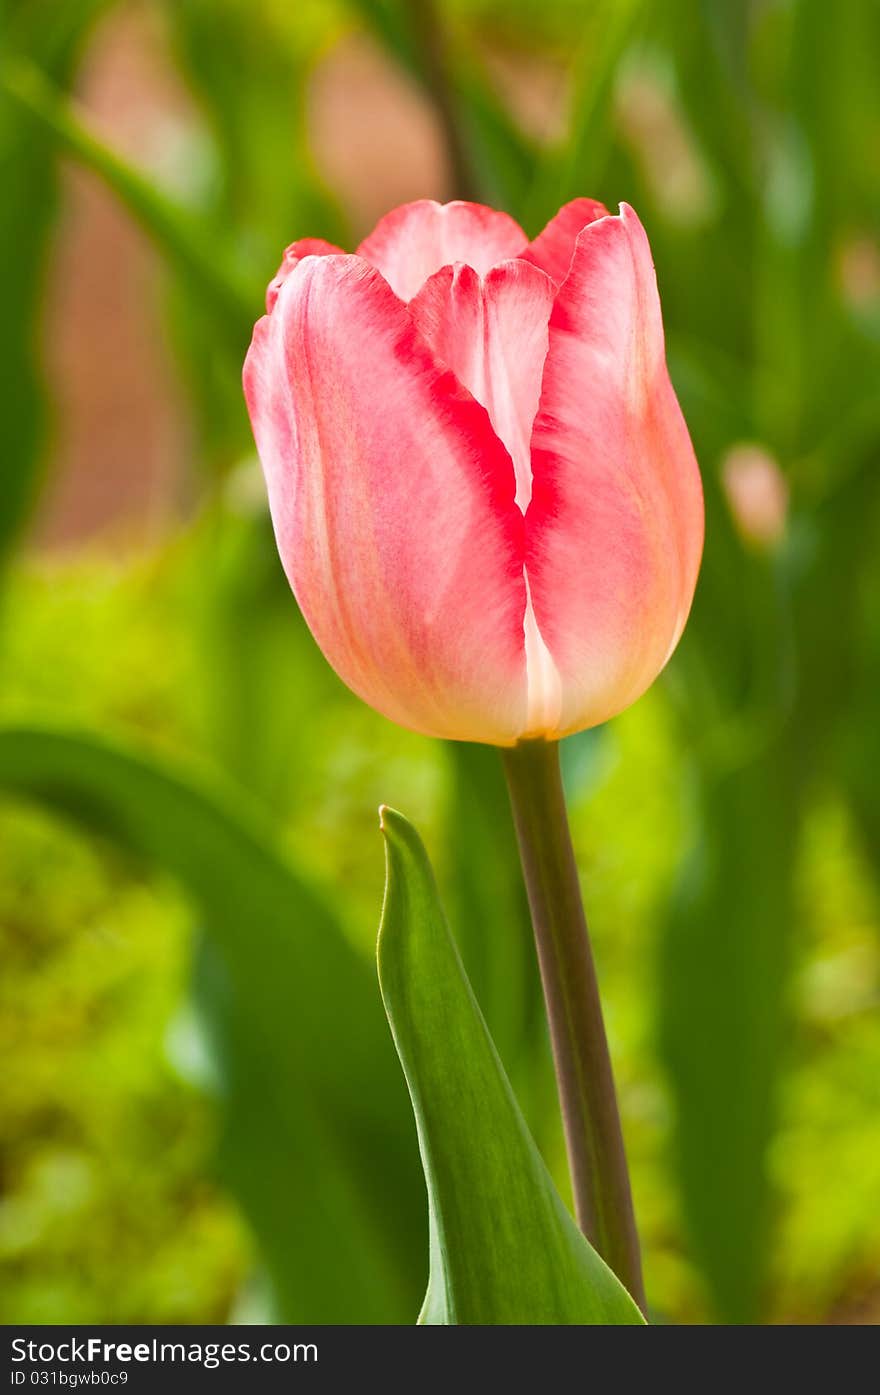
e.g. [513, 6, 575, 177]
[377, 803, 410, 843]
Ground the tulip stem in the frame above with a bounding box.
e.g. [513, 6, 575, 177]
[409, 0, 480, 201]
[501, 739, 647, 1315]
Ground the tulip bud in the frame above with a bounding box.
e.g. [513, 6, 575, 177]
[721, 444, 788, 548]
[243, 198, 703, 745]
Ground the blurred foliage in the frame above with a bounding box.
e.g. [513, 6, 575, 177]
[1, 0, 880, 1327]
[0, 0, 113, 566]
[0, 798, 247, 1324]
[0, 724, 426, 1322]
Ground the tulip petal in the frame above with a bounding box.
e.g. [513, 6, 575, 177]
[521, 197, 609, 286]
[357, 200, 528, 302]
[265, 238, 343, 312]
[526, 204, 704, 736]
[244, 254, 529, 743]
[409, 259, 556, 510]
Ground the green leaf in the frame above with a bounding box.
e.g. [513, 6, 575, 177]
[187, 510, 345, 811]
[0, 0, 112, 567]
[453, 59, 536, 214]
[163, 0, 347, 256]
[0, 725, 423, 1323]
[160, 0, 347, 466]
[377, 806, 644, 1325]
[443, 742, 554, 1138]
[657, 748, 797, 1324]
[523, 0, 647, 230]
[443, 743, 537, 1068]
[650, 0, 880, 1318]
[0, 56, 256, 352]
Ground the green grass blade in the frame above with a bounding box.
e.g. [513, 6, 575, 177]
[523, 0, 646, 229]
[163, 0, 347, 259]
[0, 0, 112, 566]
[657, 749, 797, 1324]
[0, 57, 256, 350]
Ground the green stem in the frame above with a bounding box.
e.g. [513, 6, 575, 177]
[409, 0, 480, 200]
[501, 739, 646, 1314]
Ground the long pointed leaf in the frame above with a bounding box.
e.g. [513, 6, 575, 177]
[0, 0, 113, 565]
[0, 726, 423, 1322]
[378, 806, 644, 1325]
[0, 57, 255, 349]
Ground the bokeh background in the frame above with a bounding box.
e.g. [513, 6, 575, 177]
[2, 0, 879, 1326]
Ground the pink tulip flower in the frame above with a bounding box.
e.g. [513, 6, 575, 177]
[243, 198, 703, 745]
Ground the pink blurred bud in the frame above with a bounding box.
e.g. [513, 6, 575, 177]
[721, 445, 788, 547]
[243, 199, 704, 744]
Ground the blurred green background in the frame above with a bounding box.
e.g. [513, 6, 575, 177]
[1, 0, 879, 1325]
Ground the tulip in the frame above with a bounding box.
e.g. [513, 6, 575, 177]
[243, 198, 703, 746]
[244, 198, 704, 1316]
